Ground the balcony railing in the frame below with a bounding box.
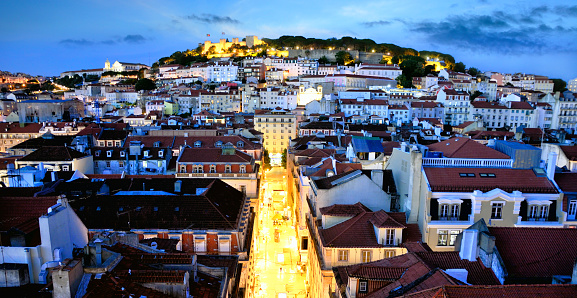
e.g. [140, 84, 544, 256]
[423, 158, 513, 168]
[175, 172, 255, 178]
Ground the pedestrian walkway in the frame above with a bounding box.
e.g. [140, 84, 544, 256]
[250, 167, 307, 298]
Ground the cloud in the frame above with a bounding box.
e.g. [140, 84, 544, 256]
[123, 34, 146, 44]
[59, 34, 147, 47]
[361, 20, 392, 28]
[59, 39, 94, 46]
[184, 13, 240, 24]
[407, 7, 577, 54]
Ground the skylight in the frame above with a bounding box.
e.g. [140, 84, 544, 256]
[459, 173, 475, 177]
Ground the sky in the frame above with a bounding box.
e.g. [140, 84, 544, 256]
[1, 0, 576, 81]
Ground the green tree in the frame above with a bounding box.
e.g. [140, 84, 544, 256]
[395, 74, 413, 88]
[467, 67, 480, 77]
[281, 149, 287, 169]
[551, 78, 567, 93]
[318, 55, 330, 65]
[469, 90, 483, 101]
[135, 78, 156, 91]
[453, 62, 466, 73]
[263, 149, 271, 171]
[335, 51, 354, 65]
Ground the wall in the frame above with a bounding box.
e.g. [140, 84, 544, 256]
[72, 156, 94, 174]
[314, 174, 390, 216]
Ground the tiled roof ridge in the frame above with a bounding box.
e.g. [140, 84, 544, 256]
[347, 266, 408, 280]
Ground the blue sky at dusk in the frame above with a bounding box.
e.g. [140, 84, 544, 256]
[1, 0, 576, 80]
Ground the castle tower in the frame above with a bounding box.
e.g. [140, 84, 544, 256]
[104, 59, 110, 70]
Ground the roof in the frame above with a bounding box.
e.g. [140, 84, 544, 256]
[334, 252, 498, 297]
[488, 227, 577, 282]
[406, 284, 577, 298]
[424, 167, 558, 193]
[313, 170, 363, 190]
[71, 179, 244, 230]
[319, 210, 412, 248]
[319, 202, 371, 216]
[17, 146, 89, 162]
[300, 121, 343, 130]
[560, 146, 577, 161]
[0, 196, 58, 237]
[351, 136, 384, 153]
[555, 172, 577, 193]
[427, 137, 510, 159]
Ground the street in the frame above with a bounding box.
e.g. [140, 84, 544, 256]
[249, 167, 307, 298]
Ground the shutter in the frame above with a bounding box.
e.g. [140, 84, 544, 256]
[460, 199, 472, 221]
[519, 200, 528, 221]
[430, 199, 439, 220]
[548, 200, 557, 221]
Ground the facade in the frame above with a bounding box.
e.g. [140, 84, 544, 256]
[103, 59, 149, 72]
[15, 146, 94, 174]
[175, 144, 259, 197]
[354, 63, 402, 79]
[436, 89, 471, 126]
[0, 123, 43, 153]
[253, 109, 297, 155]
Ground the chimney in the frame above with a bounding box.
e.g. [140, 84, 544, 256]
[331, 156, 337, 175]
[459, 229, 478, 261]
[546, 151, 557, 181]
[174, 180, 182, 193]
[95, 239, 103, 266]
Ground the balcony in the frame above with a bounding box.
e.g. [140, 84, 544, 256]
[423, 158, 513, 168]
[175, 172, 255, 179]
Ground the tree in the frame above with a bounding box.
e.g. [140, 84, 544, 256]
[453, 62, 466, 73]
[469, 90, 483, 101]
[335, 51, 354, 65]
[263, 149, 271, 171]
[395, 74, 413, 88]
[281, 149, 287, 169]
[467, 67, 480, 77]
[1, 87, 8, 92]
[135, 78, 156, 92]
[551, 78, 567, 93]
[318, 56, 330, 65]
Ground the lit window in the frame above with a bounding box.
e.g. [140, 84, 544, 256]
[384, 229, 395, 246]
[359, 281, 368, 292]
[384, 250, 395, 258]
[361, 250, 371, 263]
[338, 249, 349, 262]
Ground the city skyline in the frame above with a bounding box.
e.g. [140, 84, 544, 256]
[1, 0, 576, 80]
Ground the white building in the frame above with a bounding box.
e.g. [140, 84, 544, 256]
[436, 89, 471, 126]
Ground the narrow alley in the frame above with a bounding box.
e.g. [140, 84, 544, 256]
[249, 167, 307, 298]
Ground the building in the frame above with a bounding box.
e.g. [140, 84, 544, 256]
[103, 59, 149, 72]
[253, 108, 298, 158]
[0, 123, 43, 153]
[175, 144, 259, 197]
[15, 146, 94, 174]
[436, 89, 470, 126]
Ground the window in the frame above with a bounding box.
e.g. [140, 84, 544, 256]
[210, 165, 216, 173]
[301, 237, 308, 250]
[449, 230, 460, 246]
[568, 200, 577, 220]
[119, 161, 124, 168]
[144, 150, 149, 157]
[225, 165, 231, 173]
[61, 165, 70, 171]
[384, 250, 395, 258]
[180, 165, 186, 173]
[338, 250, 349, 262]
[106, 161, 111, 168]
[194, 141, 202, 148]
[107, 141, 112, 147]
[384, 229, 395, 246]
[491, 203, 503, 219]
[120, 151, 125, 157]
[106, 150, 112, 157]
[438, 230, 448, 246]
[359, 281, 368, 292]
[361, 250, 372, 263]
[239, 165, 246, 173]
[159, 150, 164, 157]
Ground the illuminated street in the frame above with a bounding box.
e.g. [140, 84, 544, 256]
[250, 167, 307, 298]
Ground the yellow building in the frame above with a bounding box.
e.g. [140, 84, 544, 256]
[254, 109, 297, 162]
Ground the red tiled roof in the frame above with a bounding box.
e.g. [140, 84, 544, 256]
[319, 202, 371, 216]
[410, 101, 441, 108]
[488, 227, 577, 282]
[510, 101, 534, 109]
[0, 196, 58, 233]
[348, 266, 406, 280]
[424, 167, 558, 193]
[415, 252, 500, 285]
[407, 284, 577, 298]
[427, 137, 510, 159]
[453, 121, 475, 129]
[369, 211, 406, 228]
[560, 145, 577, 161]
